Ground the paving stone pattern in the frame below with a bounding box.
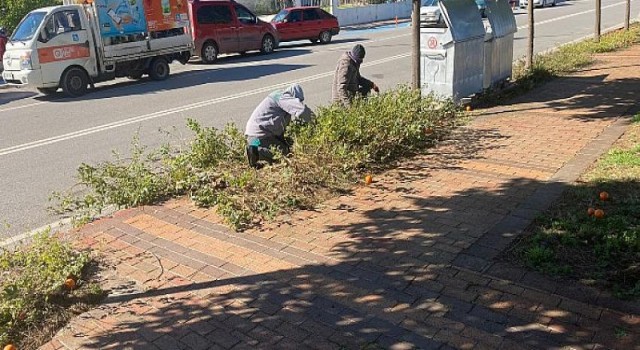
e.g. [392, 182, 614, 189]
[41, 47, 640, 349]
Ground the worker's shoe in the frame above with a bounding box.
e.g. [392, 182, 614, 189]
[246, 145, 260, 169]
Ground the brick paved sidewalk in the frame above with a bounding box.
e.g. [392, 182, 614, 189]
[42, 46, 640, 350]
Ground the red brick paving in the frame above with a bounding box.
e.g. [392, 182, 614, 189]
[41, 46, 640, 349]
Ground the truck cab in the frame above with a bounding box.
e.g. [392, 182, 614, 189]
[3, 5, 98, 96]
[3, 0, 193, 97]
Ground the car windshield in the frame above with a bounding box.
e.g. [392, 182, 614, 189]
[11, 11, 47, 41]
[421, 0, 438, 6]
[272, 10, 289, 23]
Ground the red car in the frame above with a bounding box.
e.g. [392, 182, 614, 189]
[271, 7, 339, 44]
[188, 0, 280, 63]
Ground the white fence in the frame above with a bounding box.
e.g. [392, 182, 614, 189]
[293, 0, 411, 26]
[332, 0, 412, 26]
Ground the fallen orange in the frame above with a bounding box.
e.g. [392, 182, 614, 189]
[594, 209, 605, 219]
[364, 175, 373, 185]
[599, 191, 610, 201]
[64, 278, 76, 290]
[4, 344, 17, 350]
[587, 208, 595, 217]
[465, 105, 472, 112]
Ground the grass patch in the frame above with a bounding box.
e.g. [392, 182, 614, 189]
[1, 231, 104, 349]
[479, 23, 640, 106]
[52, 87, 463, 230]
[513, 122, 640, 299]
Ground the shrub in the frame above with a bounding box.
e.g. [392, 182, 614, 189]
[53, 87, 462, 230]
[0, 231, 99, 347]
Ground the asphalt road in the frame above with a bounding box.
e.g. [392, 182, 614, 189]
[1, 0, 639, 239]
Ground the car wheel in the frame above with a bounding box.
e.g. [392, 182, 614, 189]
[61, 67, 89, 97]
[37, 87, 58, 95]
[201, 42, 218, 64]
[319, 31, 332, 44]
[149, 57, 170, 81]
[261, 35, 275, 54]
[551, 0, 556, 6]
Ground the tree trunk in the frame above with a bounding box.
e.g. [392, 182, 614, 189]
[625, 0, 631, 31]
[412, 0, 420, 90]
[526, 0, 534, 69]
[595, 0, 601, 41]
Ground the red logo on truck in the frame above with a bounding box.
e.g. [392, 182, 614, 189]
[38, 44, 90, 64]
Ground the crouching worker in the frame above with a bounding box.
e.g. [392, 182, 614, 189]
[245, 83, 314, 168]
[332, 44, 379, 107]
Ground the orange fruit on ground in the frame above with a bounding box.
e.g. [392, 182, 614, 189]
[465, 105, 472, 112]
[364, 175, 373, 185]
[64, 278, 76, 290]
[594, 209, 605, 219]
[599, 191, 610, 201]
[4, 344, 17, 350]
[587, 208, 595, 216]
[425, 127, 434, 135]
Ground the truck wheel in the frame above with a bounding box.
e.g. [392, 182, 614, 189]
[149, 57, 170, 81]
[37, 87, 58, 95]
[319, 31, 332, 44]
[201, 42, 218, 64]
[261, 35, 275, 54]
[61, 68, 89, 97]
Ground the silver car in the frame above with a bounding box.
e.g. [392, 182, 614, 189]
[520, 0, 557, 8]
[420, 0, 445, 27]
[420, 0, 486, 28]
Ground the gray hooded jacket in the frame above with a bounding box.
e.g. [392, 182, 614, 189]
[245, 84, 313, 138]
[331, 51, 374, 107]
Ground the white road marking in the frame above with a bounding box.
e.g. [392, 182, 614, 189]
[0, 101, 46, 114]
[516, 0, 629, 30]
[0, 53, 411, 157]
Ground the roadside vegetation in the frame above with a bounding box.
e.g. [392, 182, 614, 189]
[0, 0, 61, 33]
[0, 231, 104, 349]
[513, 114, 640, 299]
[51, 87, 462, 230]
[480, 23, 640, 105]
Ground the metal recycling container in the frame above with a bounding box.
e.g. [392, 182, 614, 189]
[420, 0, 485, 101]
[484, 0, 517, 87]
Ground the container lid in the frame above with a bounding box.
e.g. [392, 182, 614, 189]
[439, 0, 486, 42]
[485, 0, 517, 37]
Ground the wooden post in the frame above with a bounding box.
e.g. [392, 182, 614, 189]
[595, 0, 601, 41]
[526, 0, 534, 69]
[412, 0, 420, 90]
[625, 0, 631, 31]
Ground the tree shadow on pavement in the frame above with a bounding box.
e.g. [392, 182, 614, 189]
[61, 121, 640, 350]
[56, 69, 640, 349]
[71, 178, 639, 350]
[476, 75, 640, 122]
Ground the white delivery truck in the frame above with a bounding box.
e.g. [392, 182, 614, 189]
[2, 0, 193, 97]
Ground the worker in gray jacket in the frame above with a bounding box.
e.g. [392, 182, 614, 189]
[332, 44, 379, 107]
[245, 83, 314, 168]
